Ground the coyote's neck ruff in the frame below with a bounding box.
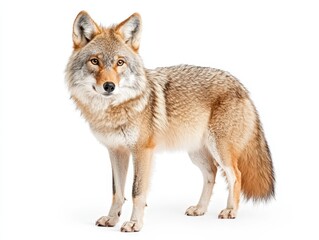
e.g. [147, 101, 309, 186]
[66, 11, 275, 232]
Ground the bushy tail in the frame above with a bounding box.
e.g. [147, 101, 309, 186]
[238, 118, 275, 201]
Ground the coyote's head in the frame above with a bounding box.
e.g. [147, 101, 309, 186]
[66, 12, 146, 107]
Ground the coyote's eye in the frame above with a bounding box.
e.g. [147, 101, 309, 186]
[90, 58, 99, 65]
[117, 59, 125, 66]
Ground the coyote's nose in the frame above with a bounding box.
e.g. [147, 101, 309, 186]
[103, 82, 115, 93]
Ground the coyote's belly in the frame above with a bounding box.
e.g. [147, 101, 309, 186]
[155, 111, 210, 151]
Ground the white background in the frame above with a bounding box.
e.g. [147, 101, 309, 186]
[1, 0, 319, 239]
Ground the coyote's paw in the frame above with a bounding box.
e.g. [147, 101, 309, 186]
[120, 221, 142, 232]
[185, 205, 206, 216]
[95, 215, 119, 227]
[218, 209, 237, 219]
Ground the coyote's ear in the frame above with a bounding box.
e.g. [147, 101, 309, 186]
[72, 11, 101, 49]
[115, 13, 142, 52]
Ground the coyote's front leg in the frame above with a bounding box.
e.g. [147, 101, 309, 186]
[120, 147, 153, 232]
[96, 147, 130, 227]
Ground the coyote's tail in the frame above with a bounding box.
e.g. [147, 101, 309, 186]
[238, 117, 275, 201]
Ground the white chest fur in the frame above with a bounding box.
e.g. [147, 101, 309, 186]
[92, 126, 139, 149]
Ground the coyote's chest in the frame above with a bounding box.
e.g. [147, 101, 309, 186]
[92, 126, 139, 149]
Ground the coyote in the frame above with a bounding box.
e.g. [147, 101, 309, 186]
[66, 11, 275, 232]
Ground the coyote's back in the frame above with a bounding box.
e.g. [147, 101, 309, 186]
[66, 11, 275, 232]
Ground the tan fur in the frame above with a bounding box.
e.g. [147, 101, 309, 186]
[66, 12, 275, 232]
[238, 117, 275, 201]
